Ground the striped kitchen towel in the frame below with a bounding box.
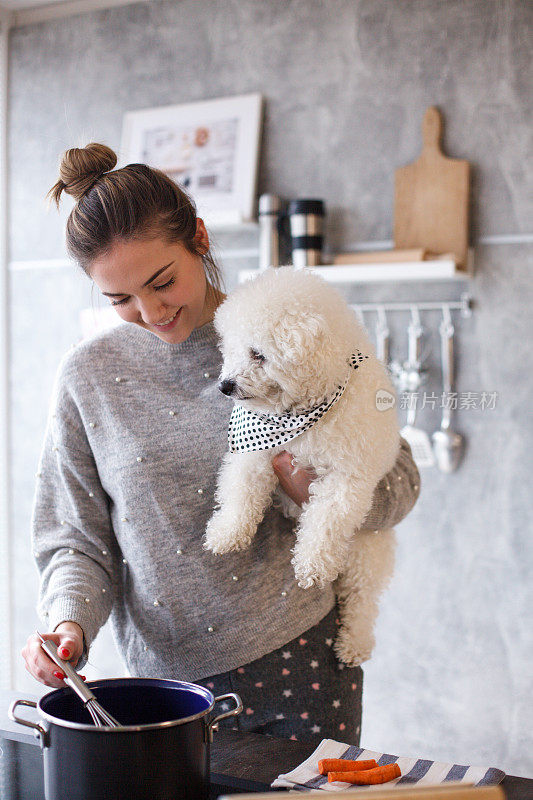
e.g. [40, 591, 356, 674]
[271, 739, 506, 791]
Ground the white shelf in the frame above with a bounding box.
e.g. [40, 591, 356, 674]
[239, 252, 473, 284]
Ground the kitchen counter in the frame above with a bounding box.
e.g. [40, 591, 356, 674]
[2, 689, 532, 798]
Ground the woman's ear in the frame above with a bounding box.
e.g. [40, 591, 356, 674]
[194, 217, 210, 254]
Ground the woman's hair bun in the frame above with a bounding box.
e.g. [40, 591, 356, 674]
[47, 142, 117, 207]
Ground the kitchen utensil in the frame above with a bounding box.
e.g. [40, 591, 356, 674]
[9, 677, 243, 800]
[287, 198, 325, 268]
[394, 106, 470, 270]
[403, 401, 436, 469]
[432, 307, 465, 472]
[225, 787, 506, 799]
[36, 631, 121, 727]
[354, 306, 366, 329]
[400, 310, 436, 468]
[375, 307, 390, 367]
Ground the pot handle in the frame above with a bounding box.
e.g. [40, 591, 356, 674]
[8, 699, 49, 747]
[207, 693, 243, 742]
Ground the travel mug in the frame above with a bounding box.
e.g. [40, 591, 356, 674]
[287, 199, 325, 268]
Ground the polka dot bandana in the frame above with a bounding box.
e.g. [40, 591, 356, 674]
[228, 352, 369, 453]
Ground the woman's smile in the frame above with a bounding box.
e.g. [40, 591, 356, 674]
[151, 307, 182, 330]
[89, 232, 216, 344]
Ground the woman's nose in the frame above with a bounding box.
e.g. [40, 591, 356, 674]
[136, 298, 168, 325]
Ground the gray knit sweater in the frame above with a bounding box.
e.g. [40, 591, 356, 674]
[32, 319, 420, 680]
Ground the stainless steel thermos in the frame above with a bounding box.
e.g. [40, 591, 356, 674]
[258, 193, 282, 271]
[287, 198, 325, 268]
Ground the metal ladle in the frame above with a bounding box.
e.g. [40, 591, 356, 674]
[432, 307, 464, 472]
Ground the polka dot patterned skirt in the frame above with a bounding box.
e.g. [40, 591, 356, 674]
[195, 605, 363, 746]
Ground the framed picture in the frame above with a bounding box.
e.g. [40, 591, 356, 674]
[120, 92, 263, 229]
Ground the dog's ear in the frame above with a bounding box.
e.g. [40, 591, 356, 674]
[213, 298, 228, 337]
[276, 311, 328, 362]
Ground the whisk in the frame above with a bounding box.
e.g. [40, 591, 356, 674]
[37, 631, 121, 728]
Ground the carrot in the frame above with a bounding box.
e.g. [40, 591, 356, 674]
[318, 758, 378, 775]
[328, 763, 401, 785]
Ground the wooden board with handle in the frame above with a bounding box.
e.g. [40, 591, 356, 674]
[394, 107, 470, 270]
[220, 783, 505, 800]
[218, 783, 506, 800]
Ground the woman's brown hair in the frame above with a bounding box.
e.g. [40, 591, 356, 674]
[46, 142, 225, 305]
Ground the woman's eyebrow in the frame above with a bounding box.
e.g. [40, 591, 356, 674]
[102, 262, 174, 297]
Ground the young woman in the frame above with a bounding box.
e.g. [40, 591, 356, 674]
[22, 143, 420, 744]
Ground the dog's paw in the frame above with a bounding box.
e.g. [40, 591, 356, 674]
[290, 546, 339, 590]
[291, 559, 326, 589]
[203, 512, 255, 555]
[333, 625, 374, 667]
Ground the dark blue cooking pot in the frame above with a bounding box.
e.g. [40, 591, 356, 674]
[9, 677, 242, 800]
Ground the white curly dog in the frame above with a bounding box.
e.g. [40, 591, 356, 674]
[203, 266, 400, 665]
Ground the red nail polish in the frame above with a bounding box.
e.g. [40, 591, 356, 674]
[80, 675, 86, 681]
[53, 670, 66, 680]
[60, 648, 70, 659]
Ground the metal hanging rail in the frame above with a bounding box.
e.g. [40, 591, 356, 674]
[0, 8, 13, 692]
[350, 292, 473, 318]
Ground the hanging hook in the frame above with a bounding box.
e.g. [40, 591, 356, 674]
[407, 305, 423, 369]
[460, 292, 473, 318]
[439, 305, 454, 339]
[409, 305, 422, 331]
[376, 305, 389, 334]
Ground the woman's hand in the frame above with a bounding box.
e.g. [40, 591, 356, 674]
[21, 621, 85, 688]
[272, 451, 317, 507]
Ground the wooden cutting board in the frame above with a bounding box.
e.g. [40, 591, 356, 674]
[227, 786, 505, 799]
[394, 107, 470, 270]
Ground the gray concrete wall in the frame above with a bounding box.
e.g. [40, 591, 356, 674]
[7, 0, 532, 778]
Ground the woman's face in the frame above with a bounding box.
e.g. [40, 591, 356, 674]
[90, 219, 214, 344]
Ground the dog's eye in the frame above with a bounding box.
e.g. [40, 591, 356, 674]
[250, 347, 266, 364]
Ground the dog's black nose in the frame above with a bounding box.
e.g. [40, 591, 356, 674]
[218, 379, 236, 396]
